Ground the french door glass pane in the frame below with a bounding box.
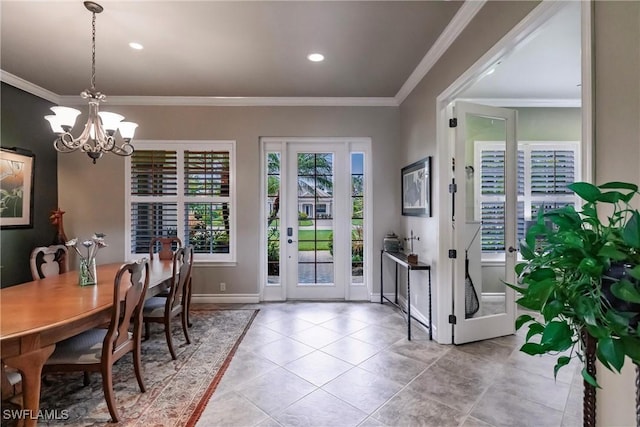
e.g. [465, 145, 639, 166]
[266, 152, 281, 284]
[297, 153, 334, 285]
[351, 153, 364, 283]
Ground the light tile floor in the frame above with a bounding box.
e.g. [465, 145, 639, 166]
[196, 302, 583, 427]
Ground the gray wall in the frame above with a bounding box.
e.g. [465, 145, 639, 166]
[593, 1, 640, 425]
[58, 106, 400, 296]
[0, 83, 59, 287]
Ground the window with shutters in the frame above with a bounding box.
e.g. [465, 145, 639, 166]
[474, 141, 580, 257]
[125, 141, 235, 262]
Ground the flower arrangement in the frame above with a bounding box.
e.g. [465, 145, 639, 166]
[66, 233, 107, 285]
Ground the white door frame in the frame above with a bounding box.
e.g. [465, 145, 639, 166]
[434, 1, 593, 343]
[259, 137, 373, 301]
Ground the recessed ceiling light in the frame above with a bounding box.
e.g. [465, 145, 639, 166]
[307, 53, 324, 62]
[129, 42, 144, 50]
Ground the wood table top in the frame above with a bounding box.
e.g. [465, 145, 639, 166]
[0, 259, 173, 342]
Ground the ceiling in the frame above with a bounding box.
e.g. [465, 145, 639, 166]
[0, 1, 580, 104]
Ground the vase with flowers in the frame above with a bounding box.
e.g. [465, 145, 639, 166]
[66, 233, 107, 286]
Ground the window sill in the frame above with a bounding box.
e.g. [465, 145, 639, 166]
[193, 261, 238, 268]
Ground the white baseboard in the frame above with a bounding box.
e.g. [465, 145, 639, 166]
[192, 294, 260, 304]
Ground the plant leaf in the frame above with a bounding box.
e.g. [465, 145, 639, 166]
[610, 279, 640, 304]
[541, 321, 573, 351]
[597, 242, 628, 261]
[569, 182, 600, 203]
[554, 356, 571, 379]
[542, 299, 564, 322]
[597, 336, 625, 373]
[520, 342, 546, 356]
[623, 211, 640, 249]
[581, 367, 600, 388]
[526, 323, 545, 341]
[629, 265, 640, 281]
[621, 337, 640, 364]
[597, 191, 623, 204]
[599, 181, 639, 192]
[515, 314, 534, 330]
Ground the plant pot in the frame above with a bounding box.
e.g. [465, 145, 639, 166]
[602, 262, 640, 327]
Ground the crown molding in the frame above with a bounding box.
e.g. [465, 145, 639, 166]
[0, 70, 60, 104]
[57, 95, 399, 107]
[394, 0, 486, 104]
[456, 98, 581, 108]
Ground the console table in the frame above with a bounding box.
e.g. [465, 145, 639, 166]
[380, 250, 432, 340]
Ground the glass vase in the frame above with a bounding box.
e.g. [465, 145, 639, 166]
[79, 258, 97, 286]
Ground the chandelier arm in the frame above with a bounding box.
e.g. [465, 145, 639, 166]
[54, 135, 82, 153]
[110, 141, 135, 156]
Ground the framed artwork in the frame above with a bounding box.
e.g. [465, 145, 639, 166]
[401, 156, 431, 217]
[0, 148, 35, 228]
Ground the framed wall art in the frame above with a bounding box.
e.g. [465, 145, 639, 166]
[401, 156, 431, 217]
[0, 148, 35, 228]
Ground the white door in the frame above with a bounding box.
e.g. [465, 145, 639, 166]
[452, 101, 517, 343]
[285, 143, 349, 299]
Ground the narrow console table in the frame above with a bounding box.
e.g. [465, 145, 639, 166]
[380, 250, 432, 340]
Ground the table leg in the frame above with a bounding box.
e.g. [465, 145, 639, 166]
[428, 268, 432, 340]
[4, 344, 55, 427]
[186, 277, 193, 328]
[380, 250, 384, 304]
[394, 264, 398, 304]
[407, 268, 411, 341]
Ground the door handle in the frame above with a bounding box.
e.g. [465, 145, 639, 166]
[288, 239, 297, 244]
[508, 246, 518, 253]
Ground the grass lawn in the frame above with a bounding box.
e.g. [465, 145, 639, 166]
[298, 229, 332, 251]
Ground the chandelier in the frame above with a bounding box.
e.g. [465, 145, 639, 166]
[44, 1, 137, 164]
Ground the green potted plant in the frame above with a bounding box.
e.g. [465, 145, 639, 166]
[510, 181, 640, 389]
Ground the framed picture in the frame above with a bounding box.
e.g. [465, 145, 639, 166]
[0, 148, 35, 228]
[401, 156, 431, 217]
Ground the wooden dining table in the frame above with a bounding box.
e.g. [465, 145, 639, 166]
[0, 259, 173, 426]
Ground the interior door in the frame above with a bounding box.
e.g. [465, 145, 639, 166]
[452, 101, 517, 344]
[285, 143, 349, 299]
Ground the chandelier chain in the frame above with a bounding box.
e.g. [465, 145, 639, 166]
[91, 10, 96, 91]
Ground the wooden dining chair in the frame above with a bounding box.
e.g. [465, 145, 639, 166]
[149, 236, 182, 261]
[143, 246, 193, 360]
[29, 244, 69, 280]
[42, 259, 150, 423]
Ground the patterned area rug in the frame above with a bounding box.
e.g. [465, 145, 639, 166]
[7, 309, 257, 426]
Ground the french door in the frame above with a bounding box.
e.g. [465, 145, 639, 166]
[452, 102, 517, 343]
[263, 138, 370, 301]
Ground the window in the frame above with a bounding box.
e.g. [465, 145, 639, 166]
[474, 141, 580, 255]
[126, 141, 235, 262]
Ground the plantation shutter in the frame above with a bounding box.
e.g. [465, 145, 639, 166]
[476, 142, 579, 254]
[130, 150, 178, 253]
[183, 151, 231, 254]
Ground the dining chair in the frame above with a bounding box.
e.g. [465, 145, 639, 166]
[29, 244, 69, 280]
[42, 259, 150, 423]
[143, 246, 193, 360]
[149, 236, 182, 261]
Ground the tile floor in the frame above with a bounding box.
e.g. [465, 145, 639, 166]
[196, 302, 583, 427]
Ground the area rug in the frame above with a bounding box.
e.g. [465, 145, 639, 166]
[22, 309, 257, 426]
